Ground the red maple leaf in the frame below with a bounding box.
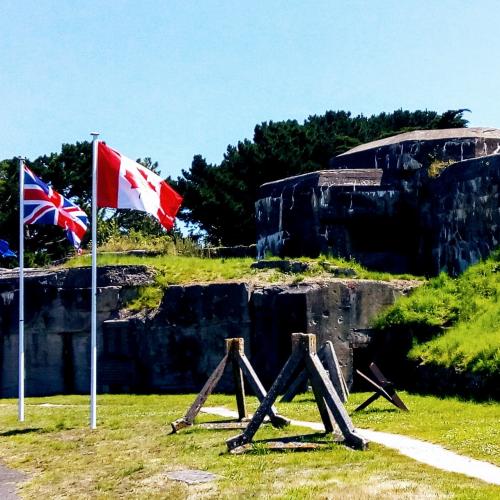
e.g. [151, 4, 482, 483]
[124, 168, 140, 189]
[138, 168, 156, 192]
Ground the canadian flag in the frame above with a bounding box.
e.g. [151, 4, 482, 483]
[97, 142, 182, 230]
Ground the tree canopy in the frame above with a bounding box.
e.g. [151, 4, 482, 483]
[0, 108, 469, 263]
[0, 143, 175, 265]
[174, 109, 469, 245]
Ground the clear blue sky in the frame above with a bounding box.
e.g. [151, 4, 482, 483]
[2, 0, 499, 179]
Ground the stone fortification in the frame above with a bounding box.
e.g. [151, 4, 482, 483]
[256, 128, 500, 275]
[0, 266, 154, 396]
[330, 127, 500, 172]
[0, 266, 415, 396]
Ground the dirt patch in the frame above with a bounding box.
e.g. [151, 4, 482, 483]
[139, 471, 219, 499]
[0, 462, 28, 500]
[364, 475, 446, 499]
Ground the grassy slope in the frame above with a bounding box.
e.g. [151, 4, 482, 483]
[66, 253, 419, 284]
[66, 250, 499, 376]
[65, 253, 421, 311]
[0, 393, 498, 499]
[66, 254, 258, 284]
[374, 251, 500, 376]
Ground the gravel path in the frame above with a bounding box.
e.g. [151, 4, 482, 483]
[202, 406, 500, 485]
[0, 463, 27, 499]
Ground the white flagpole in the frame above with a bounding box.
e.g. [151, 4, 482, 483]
[18, 157, 25, 422]
[90, 133, 99, 429]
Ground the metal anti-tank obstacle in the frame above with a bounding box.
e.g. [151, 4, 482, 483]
[280, 340, 349, 403]
[226, 333, 368, 452]
[354, 362, 409, 412]
[171, 338, 289, 432]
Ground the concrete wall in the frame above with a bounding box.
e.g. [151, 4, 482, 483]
[249, 280, 410, 388]
[0, 266, 154, 397]
[256, 154, 500, 276]
[0, 266, 415, 397]
[422, 155, 500, 275]
[329, 128, 500, 174]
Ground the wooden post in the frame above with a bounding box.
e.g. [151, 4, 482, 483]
[305, 351, 366, 450]
[227, 333, 368, 452]
[280, 340, 349, 403]
[171, 353, 229, 432]
[354, 362, 408, 412]
[226, 337, 304, 450]
[237, 347, 289, 427]
[228, 339, 248, 420]
[322, 341, 349, 402]
[171, 338, 288, 433]
[279, 367, 308, 402]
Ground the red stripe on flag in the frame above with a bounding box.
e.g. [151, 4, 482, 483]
[97, 142, 121, 208]
[157, 181, 183, 230]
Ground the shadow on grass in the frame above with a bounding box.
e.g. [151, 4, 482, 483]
[169, 419, 252, 435]
[197, 419, 249, 428]
[172, 416, 296, 434]
[0, 428, 43, 437]
[352, 408, 399, 415]
[283, 396, 316, 403]
[235, 432, 341, 454]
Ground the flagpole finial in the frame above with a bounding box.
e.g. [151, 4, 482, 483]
[90, 132, 100, 138]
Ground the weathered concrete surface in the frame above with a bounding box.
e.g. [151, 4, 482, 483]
[0, 267, 415, 396]
[256, 172, 413, 272]
[0, 266, 155, 396]
[256, 128, 500, 275]
[250, 280, 415, 388]
[330, 127, 500, 173]
[129, 283, 253, 392]
[422, 155, 500, 275]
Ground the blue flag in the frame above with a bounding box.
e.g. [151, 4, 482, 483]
[0, 240, 16, 258]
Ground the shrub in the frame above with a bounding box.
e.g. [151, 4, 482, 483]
[373, 250, 500, 376]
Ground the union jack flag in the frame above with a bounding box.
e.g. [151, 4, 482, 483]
[23, 165, 88, 250]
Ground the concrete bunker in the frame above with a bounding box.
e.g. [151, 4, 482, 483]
[256, 127, 500, 276]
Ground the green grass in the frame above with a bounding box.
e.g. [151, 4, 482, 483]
[66, 253, 421, 284]
[409, 302, 500, 374]
[64, 253, 422, 310]
[0, 393, 498, 499]
[96, 228, 203, 256]
[373, 251, 500, 376]
[286, 392, 500, 465]
[66, 254, 256, 284]
[67, 254, 259, 310]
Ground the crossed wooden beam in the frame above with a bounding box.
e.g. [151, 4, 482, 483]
[171, 338, 289, 432]
[226, 333, 368, 451]
[354, 362, 408, 412]
[280, 340, 349, 403]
